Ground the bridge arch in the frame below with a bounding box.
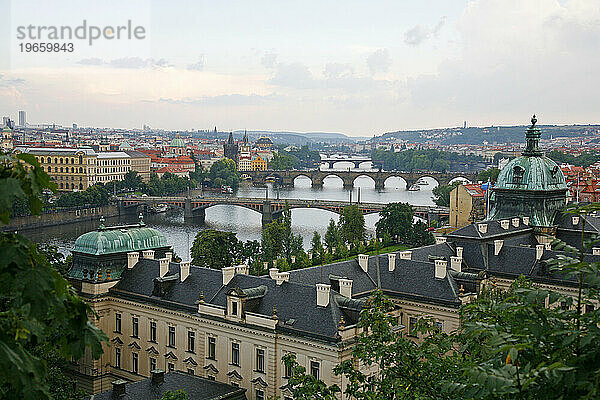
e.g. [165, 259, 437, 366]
[383, 175, 408, 189]
[448, 176, 473, 185]
[320, 174, 345, 187]
[352, 174, 376, 187]
[292, 174, 313, 187]
[413, 176, 441, 188]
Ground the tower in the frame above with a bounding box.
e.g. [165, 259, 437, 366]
[487, 115, 568, 231]
[223, 132, 238, 164]
[18, 111, 26, 127]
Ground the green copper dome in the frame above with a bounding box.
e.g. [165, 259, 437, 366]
[169, 134, 185, 147]
[488, 115, 568, 227]
[494, 155, 567, 191]
[73, 224, 167, 256]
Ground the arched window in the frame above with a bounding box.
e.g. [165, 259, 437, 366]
[79, 167, 83, 173]
[71, 158, 75, 164]
[60, 167, 63, 173]
[79, 155, 82, 164]
[47, 166, 51, 172]
[512, 166, 524, 185]
[54, 167, 58, 172]
[60, 158, 63, 164]
[59, 183, 63, 189]
[54, 158, 58, 164]
[79, 183, 83, 190]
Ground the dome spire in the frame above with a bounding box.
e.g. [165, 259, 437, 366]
[523, 114, 542, 157]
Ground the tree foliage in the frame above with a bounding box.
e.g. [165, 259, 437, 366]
[339, 205, 365, 243]
[0, 153, 107, 400]
[371, 148, 483, 172]
[190, 229, 240, 269]
[432, 181, 461, 207]
[477, 168, 500, 183]
[208, 158, 239, 189]
[548, 150, 600, 168]
[261, 206, 304, 267]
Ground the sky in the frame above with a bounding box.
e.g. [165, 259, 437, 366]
[0, 0, 598, 136]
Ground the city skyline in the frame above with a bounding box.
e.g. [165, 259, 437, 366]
[1, 0, 598, 136]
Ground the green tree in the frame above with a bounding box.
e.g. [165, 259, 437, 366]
[122, 170, 143, 190]
[209, 158, 239, 189]
[311, 231, 324, 258]
[0, 153, 107, 400]
[375, 202, 414, 243]
[324, 219, 340, 251]
[432, 181, 460, 207]
[477, 168, 500, 183]
[410, 220, 435, 247]
[190, 229, 240, 269]
[261, 206, 303, 264]
[270, 152, 296, 170]
[338, 205, 365, 243]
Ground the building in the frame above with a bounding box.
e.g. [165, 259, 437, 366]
[251, 155, 267, 171]
[255, 136, 273, 150]
[90, 370, 247, 400]
[223, 132, 238, 164]
[14, 147, 97, 191]
[487, 115, 568, 231]
[1, 126, 13, 152]
[123, 150, 151, 182]
[95, 152, 131, 184]
[238, 132, 252, 172]
[18, 110, 26, 127]
[449, 183, 486, 227]
[168, 134, 187, 156]
[155, 165, 189, 178]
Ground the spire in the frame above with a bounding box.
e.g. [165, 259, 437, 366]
[227, 131, 234, 144]
[522, 114, 543, 157]
[243, 130, 248, 144]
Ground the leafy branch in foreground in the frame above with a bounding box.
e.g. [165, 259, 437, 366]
[0, 153, 107, 400]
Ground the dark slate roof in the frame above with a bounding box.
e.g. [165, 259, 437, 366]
[448, 218, 533, 241]
[287, 259, 376, 296]
[89, 371, 247, 400]
[555, 213, 600, 234]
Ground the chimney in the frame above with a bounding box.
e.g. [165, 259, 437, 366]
[338, 278, 352, 298]
[494, 239, 504, 256]
[456, 247, 463, 258]
[522, 216, 530, 225]
[127, 252, 139, 269]
[165, 252, 173, 262]
[151, 369, 165, 385]
[222, 266, 236, 285]
[450, 256, 462, 272]
[500, 220, 510, 230]
[159, 258, 169, 277]
[572, 216, 580, 225]
[316, 284, 330, 307]
[180, 261, 190, 282]
[235, 264, 249, 275]
[593, 247, 600, 256]
[434, 259, 447, 279]
[269, 268, 279, 279]
[357, 254, 369, 272]
[399, 250, 412, 260]
[275, 272, 289, 285]
[477, 223, 487, 234]
[536, 244, 544, 260]
[435, 236, 447, 245]
[388, 253, 396, 272]
[111, 380, 127, 398]
[511, 217, 520, 228]
[291, 255, 296, 263]
[544, 242, 552, 250]
[143, 250, 155, 259]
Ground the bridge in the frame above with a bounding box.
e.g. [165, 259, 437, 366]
[247, 170, 478, 190]
[118, 196, 449, 226]
[320, 156, 372, 169]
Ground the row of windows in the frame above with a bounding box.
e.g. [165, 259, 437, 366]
[115, 312, 321, 379]
[48, 166, 84, 173]
[97, 159, 130, 166]
[114, 348, 184, 376]
[38, 156, 84, 164]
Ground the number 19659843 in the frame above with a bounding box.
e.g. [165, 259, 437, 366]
[19, 42, 74, 52]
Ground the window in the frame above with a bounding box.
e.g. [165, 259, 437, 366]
[560, 301, 569, 311]
[284, 359, 293, 378]
[408, 316, 418, 337]
[310, 361, 320, 379]
[115, 313, 122, 333]
[132, 317, 139, 338]
[132, 353, 138, 374]
[187, 330, 195, 353]
[168, 326, 176, 348]
[187, 368, 194, 375]
[256, 348, 265, 372]
[255, 389, 265, 400]
[168, 362, 175, 372]
[115, 348, 121, 368]
[207, 337, 216, 360]
[232, 301, 238, 316]
[150, 357, 156, 371]
[433, 321, 443, 333]
[150, 321, 157, 342]
[231, 342, 240, 366]
[586, 304, 595, 314]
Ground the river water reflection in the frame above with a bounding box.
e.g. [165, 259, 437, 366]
[25, 174, 437, 261]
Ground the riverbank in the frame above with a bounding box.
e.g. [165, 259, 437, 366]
[2, 205, 119, 232]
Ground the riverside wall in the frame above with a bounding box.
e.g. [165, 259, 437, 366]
[2, 205, 120, 232]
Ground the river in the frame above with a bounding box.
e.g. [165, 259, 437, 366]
[25, 167, 439, 261]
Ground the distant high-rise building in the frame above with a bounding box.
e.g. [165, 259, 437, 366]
[18, 111, 26, 127]
[2, 117, 9, 127]
[463, 121, 467, 129]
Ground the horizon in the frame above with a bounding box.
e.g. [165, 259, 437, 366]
[1, 0, 599, 136]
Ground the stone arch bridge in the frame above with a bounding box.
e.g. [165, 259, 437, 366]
[247, 170, 478, 190]
[119, 196, 449, 226]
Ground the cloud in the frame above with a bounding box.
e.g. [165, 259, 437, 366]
[366, 49, 392, 75]
[77, 57, 171, 69]
[0, 74, 25, 86]
[404, 16, 447, 46]
[323, 63, 354, 80]
[268, 62, 316, 89]
[187, 55, 206, 71]
[155, 93, 282, 107]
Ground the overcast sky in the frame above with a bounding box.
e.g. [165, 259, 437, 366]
[0, 0, 598, 136]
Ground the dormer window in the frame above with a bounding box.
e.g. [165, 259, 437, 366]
[512, 166, 524, 185]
